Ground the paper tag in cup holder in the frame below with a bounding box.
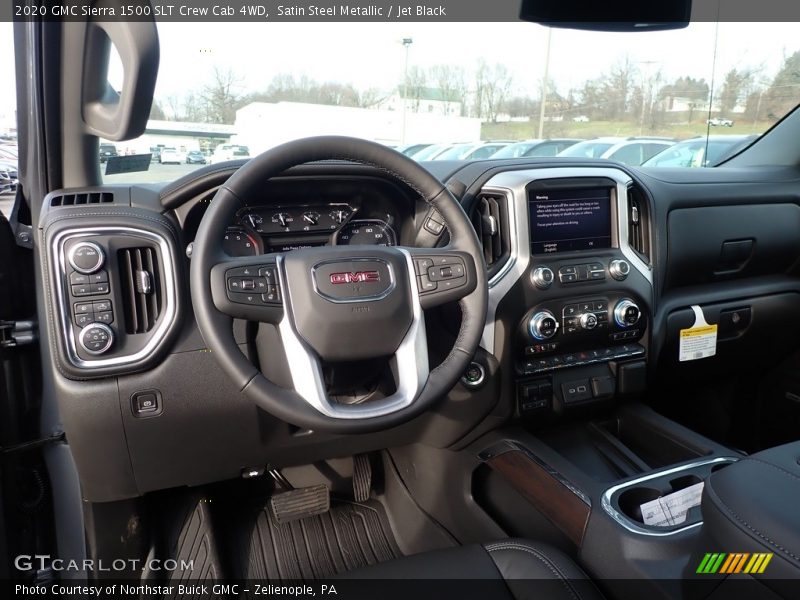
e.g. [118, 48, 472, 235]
[679, 305, 717, 362]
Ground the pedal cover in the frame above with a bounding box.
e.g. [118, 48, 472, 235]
[353, 454, 372, 503]
[270, 484, 330, 524]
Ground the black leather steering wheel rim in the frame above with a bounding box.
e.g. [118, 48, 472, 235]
[189, 136, 488, 434]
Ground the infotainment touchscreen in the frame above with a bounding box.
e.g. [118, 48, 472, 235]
[529, 188, 612, 254]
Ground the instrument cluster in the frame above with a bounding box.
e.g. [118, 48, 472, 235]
[223, 203, 397, 256]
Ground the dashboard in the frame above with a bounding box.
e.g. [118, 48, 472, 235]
[36, 156, 800, 501]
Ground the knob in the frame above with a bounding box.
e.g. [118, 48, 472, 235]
[528, 311, 559, 340]
[78, 323, 114, 355]
[531, 267, 554, 290]
[580, 312, 598, 330]
[68, 241, 105, 274]
[609, 259, 631, 281]
[614, 299, 641, 328]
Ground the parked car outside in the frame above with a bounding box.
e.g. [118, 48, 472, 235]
[491, 139, 583, 158]
[642, 135, 757, 168]
[159, 147, 186, 164]
[707, 117, 734, 127]
[185, 150, 207, 164]
[0, 160, 18, 194]
[210, 144, 251, 164]
[433, 142, 510, 160]
[409, 143, 457, 161]
[557, 136, 675, 165]
[98, 143, 118, 163]
[395, 143, 432, 157]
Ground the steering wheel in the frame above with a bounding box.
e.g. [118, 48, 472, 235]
[190, 136, 488, 434]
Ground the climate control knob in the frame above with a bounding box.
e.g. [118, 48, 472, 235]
[528, 311, 559, 340]
[580, 312, 598, 330]
[78, 323, 114, 355]
[609, 259, 631, 281]
[614, 299, 641, 328]
[68, 241, 105, 274]
[531, 267, 554, 290]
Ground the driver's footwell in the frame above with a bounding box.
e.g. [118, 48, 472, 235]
[228, 499, 402, 579]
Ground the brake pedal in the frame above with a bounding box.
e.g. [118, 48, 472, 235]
[270, 484, 330, 524]
[353, 454, 372, 503]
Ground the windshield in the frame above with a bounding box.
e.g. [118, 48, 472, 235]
[6, 21, 797, 183]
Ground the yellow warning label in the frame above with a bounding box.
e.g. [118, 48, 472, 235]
[680, 325, 718, 338]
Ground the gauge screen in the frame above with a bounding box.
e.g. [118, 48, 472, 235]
[336, 220, 396, 246]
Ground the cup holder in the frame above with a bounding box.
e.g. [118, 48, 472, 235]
[618, 487, 662, 523]
[603, 457, 740, 533]
[670, 474, 702, 491]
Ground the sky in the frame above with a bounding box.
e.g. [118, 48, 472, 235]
[1, 21, 799, 120]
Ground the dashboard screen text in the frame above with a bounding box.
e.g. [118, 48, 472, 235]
[529, 188, 612, 254]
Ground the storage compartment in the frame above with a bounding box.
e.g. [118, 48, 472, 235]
[662, 293, 800, 371]
[666, 204, 800, 288]
[537, 404, 717, 482]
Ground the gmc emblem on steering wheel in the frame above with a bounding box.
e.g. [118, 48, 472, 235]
[329, 271, 381, 285]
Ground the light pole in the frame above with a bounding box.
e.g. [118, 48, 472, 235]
[637, 60, 659, 135]
[401, 37, 413, 145]
[537, 27, 552, 139]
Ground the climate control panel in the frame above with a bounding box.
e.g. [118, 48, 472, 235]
[518, 294, 647, 375]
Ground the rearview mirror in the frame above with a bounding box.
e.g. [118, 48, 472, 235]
[519, 0, 691, 31]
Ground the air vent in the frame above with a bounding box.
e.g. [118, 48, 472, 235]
[627, 185, 651, 262]
[50, 191, 114, 207]
[471, 192, 510, 276]
[118, 247, 162, 334]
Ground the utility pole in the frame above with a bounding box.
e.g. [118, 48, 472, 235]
[537, 27, 552, 139]
[401, 37, 413, 145]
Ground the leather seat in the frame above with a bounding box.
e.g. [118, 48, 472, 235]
[341, 538, 604, 600]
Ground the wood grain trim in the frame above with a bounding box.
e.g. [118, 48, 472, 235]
[486, 449, 591, 546]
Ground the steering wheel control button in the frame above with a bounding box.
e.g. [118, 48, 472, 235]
[609, 259, 631, 281]
[529, 310, 559, 340]
[68, 241, 105, 274]
[226, 264, 281, 305]
[424, 216, 446, 236]
[131, 390, 162, 418]
[262, 286, 281, 304]
[413, 254, 468, 295]
[614, 299, 642, 328]
[531, 266, 554, 289]
[78, 323, 114, 355]
[461, 362, 486, 389]
[418, 275, 437, 292]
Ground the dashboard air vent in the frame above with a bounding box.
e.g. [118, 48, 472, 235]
[471, 192, 510, 277]
[627, 185, 651, 262]
[50, 191, 114, 207]
[118, 247, 162, 334]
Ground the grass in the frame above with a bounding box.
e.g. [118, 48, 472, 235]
[481, 119, 773, 142]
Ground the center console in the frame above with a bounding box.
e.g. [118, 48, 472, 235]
[478, 167, 654, 420]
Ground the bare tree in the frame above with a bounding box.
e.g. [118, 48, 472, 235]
[429, 64, 467, 115]
[474, 61, 513, 123]
[200, 67, 244, 124]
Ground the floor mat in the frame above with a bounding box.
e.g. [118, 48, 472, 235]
[233, 499, 402, 579]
